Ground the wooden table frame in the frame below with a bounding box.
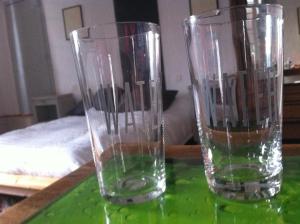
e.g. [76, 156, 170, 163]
[1, 144, 300, 224]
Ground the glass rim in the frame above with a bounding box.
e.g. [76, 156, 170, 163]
[70, 21, 160, 40]
[184, 3, 283, 26]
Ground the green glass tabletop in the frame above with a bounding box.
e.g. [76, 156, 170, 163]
[26, 157, 300, 224]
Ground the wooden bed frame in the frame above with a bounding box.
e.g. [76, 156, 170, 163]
[0, 173, 59, 197]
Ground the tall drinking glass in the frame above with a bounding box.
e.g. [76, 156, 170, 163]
[184, 4, 283, 200]
[70, 22, 165, 204]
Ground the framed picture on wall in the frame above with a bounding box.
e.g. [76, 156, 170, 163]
[189, 0, 218, 15]
[62, 5, 84, 40]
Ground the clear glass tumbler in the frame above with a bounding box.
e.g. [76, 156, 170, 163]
[70, 22, 165, 204]
[184, 4, 283, 200]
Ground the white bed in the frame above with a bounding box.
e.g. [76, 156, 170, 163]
[0, 92, 194, 195]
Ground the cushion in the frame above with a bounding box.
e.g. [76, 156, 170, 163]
[67, 101, 85, 116]
[163, 90, 178, 111]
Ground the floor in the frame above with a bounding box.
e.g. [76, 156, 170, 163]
[0, 194, 25, 214]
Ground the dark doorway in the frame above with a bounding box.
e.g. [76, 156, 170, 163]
[113, 0, 167, 91]
[113, 0, 159, 24]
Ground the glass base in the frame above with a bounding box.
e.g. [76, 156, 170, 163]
[207, 165, 282, 201]
[102, 176, 166, 204]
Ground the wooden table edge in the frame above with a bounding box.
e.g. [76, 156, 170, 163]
[0, 144, 299, 224]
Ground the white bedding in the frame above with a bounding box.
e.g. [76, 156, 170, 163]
[0, 92, 194, 178]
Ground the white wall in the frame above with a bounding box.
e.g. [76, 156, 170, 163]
[43, 0, 194, 95]
[278, 0, 300, 64]
[1, 0, 192, 115]
[0, 1, 19, 116]
[42, 0, 116, 101]
[158, 0, 191, 91]
[158, 0, 300, 90]
[2, 0, 295, 115]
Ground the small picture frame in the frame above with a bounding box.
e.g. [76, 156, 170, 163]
[62, 5, 84, 40]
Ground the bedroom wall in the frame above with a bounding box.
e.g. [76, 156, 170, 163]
[157, 0, 191, 91]
[42, 0, 194, 96]
[278, 0, 300, 64]
[157, 0, 220, 91]
[42, 0, 194, 98]
[40, 0, 300, 101]
[41, 0, 116, 101]
[1, 0, 294, 114]
[0, 1, 20, 116]
[41, 0, 223, 97]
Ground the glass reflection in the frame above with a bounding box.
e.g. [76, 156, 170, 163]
[102, 197, 166, 224]
[212, 196, 283, 224]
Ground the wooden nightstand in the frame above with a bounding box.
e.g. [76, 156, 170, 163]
[0, 114, 34, 134]
[32, 94, 75, 122]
